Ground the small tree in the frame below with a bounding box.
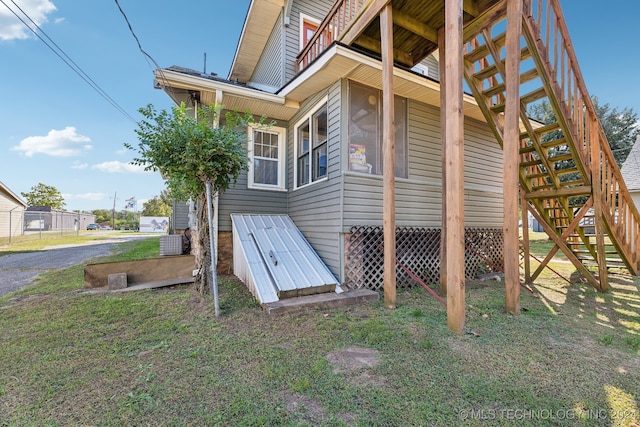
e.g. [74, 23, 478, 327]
[21, 183, 66, 209]
[126, 103, 251, 294]
[141, 191, 172, 217]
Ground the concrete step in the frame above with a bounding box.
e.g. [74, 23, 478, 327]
[263, 289, 379, 315]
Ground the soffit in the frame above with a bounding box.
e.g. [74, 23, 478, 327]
[229, 0, 286, 84]
[280, 44, 485, 122]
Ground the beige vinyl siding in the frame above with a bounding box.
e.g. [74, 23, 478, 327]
[0, 192, 25, 238]
[284, 0, 335, 83]
[342, 98, 503, 229]
[249, 11, 284, 90]
[287, 81, 342, 276]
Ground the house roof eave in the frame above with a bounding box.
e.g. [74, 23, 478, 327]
[155, 68, 299, 121]
[0, 181, 28, 208]
[228, 0, 286, 84]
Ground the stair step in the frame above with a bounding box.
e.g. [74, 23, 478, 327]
[578, 255, 625, 264]
[521, 158, 542, 167]
[559, 179, 586, 187]
[520, 122, 560, 140]
[519, 136, 566, 154]
[471, 47, 531, 81]
[548, 153, 573, 163]
[521, 87, 548, 105]
[465, 33, 506, 62]
[482, 68, 540, 98]
[556, 168, 579, 176]
[573, 249, 618, 255]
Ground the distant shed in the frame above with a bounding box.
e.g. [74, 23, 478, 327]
[0, 181, 27, 239]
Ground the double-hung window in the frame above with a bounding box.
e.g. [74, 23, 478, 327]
[248, 125, 286, 191]
[295, 98, 328, 188]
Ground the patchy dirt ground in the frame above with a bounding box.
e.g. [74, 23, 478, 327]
[283, 346, 384, 424]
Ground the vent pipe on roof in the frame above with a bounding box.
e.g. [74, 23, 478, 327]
[203, 52, 207, 74]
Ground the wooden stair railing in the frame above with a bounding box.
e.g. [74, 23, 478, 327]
[462, 0, 640, 290]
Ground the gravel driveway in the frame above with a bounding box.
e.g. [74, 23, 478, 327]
[0, 235, 152, 297]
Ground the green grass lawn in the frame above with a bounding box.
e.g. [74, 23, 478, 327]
[0, 238, 638, 426]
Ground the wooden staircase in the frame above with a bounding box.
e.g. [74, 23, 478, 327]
[462, 0, 640, 290]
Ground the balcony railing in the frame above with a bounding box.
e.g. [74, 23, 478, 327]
[296, 0, 370, 71]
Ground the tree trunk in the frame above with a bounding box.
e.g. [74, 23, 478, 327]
[192, 194, 211, 294]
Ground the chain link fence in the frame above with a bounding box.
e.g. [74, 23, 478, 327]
[0, 209, 96, 245]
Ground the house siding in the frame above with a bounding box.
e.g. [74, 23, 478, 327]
[172, 201, 190, 231]
[287, 81, 343, 277]
[0, 191, 25, 239]
[217, 118, 289, 232]
[284, 0, 335, 83]
[423, 54, 440, 80]
[343, 98, 503, 229]
[249, 11, 284, 91]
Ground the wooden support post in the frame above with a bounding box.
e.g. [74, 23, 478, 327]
[438, 25, 447, 297]
[503, 0, 522, 315]
[381, 4, 396, 309]
[444, 0, 465, 334]
[520, 188, 531, 283]
[589, 117, 609, 291]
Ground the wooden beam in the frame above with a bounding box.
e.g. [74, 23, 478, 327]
[439, 25, 447, 297]
[528, 202, 602, 289]
[341, 0, 390, 46]
[520, 189, 531, 283]
[354, 34, 414, 66]
[463, 0, 507, 42]
[463, 0, 479, 17]
[392, 8, 438, 42]
[529, 198, 593, 283]
[589, 116, 609, 291]
[381, 4, 396, 309]
[503, 0, 522, 315]
[444, 0, 465, 335]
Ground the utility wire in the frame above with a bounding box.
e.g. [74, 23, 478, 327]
[1, 0, 136, 123]
[113, 0, 178, 102]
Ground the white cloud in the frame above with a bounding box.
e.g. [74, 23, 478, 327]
[71, 161, 88, 169]
[115, 148, 127, 155]
[12, 126, 92, 157]
[0, 0, 57, 41]
[92, 161, 149, 174]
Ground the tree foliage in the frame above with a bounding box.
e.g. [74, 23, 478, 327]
[529, 97, 639, 167]
[126, 102, 253, 294]
[21, 183, 65, 209]
[593, 98, 640, 166]
[141, 190, 172, 217]
[92, 209, 112, 224]
[127, 103, 251, 200]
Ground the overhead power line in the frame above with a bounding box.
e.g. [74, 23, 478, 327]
[113, 0, 181, 104]
[1, 0, 136, 123]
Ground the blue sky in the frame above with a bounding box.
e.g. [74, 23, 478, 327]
[1, 0, 638, 212]
[0, 0, 250, 211]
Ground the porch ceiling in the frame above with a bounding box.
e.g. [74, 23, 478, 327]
[345, 0, 503, 68]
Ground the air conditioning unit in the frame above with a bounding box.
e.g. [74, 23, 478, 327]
[160, 235, 183, 256]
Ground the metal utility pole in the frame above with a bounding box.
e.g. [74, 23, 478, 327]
[111, 192, 117, 229]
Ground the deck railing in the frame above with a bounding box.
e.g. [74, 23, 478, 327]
[296, 0, 370, 71]
[524, 0, 640, 268]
